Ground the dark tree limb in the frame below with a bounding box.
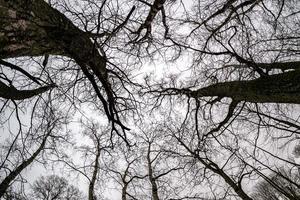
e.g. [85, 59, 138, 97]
[88, 136, 101, 200]
[0, 59, 41, 85]
[189, 70, 300, 104]
[0, 121, 55, 198]
[202, 100, 239, 139]
[0, 0, 130, 131]
[153, 68, 300, 105]
[175, 136, 253, 200]
[147, 143, 160, 200]
[0, 80, 55, 100]
[133, 0, 167, 42]
[228, 61, 300, 72]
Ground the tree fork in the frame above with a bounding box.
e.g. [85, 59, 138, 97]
[0, 0, 129, 129]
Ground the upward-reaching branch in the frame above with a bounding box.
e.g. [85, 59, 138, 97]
[133, 0, 166, 41]
[0, 120, 55, 198]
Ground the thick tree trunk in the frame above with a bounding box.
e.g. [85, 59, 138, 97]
[121, 183, 128, 200]
[190, 70, 300, 104]
[0, 0, 107, 78]
[233, 61, 300, 71]
[0, 0, 123, 125]
[0, 1, 64, 58]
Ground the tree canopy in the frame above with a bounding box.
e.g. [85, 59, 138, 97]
[0, 0, 299, 199]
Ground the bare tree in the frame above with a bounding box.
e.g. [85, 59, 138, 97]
[52, 121, 113, 200]
[252, 168, 300, 200]
[104, 145, 147, 200]
[0, 0, 299, 199]
[0, 100, 62, 198]
[83, 122, 111, 200]
[32, 175, 83, 200]
[2, 188, 27, 200]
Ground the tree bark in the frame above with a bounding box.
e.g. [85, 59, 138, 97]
[0, 0, 122, 125]
[0, 0, 107, 79]
[190, 70, 300, 104]
[134, 0, 166, 40]
[0, 1, 63, 58]
[260, 61, 300, 71]
[0, 80, 55, 100]
[121, 183, 128, 200]
[88, 139, 101, 200]
[147, 144, 160, 200]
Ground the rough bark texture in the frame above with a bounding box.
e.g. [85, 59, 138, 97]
[0, 1, 64, 58]
[0, 0, 107, 78]
[0, 0, 121, 124]
[190, 70, 300, 104]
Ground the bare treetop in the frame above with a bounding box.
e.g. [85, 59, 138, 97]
[0, 0, 299, 199]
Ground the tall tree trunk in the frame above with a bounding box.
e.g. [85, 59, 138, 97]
[121, 183, 128, 200]
[0, 130, 51, 198]
[88, 139, 101, 200]
[147, 144, 160, 200]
